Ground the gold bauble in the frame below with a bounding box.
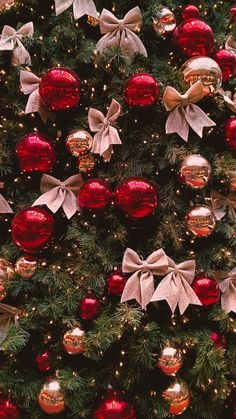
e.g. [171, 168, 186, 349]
[38, 377, 65, 414]
[87, 15, 100, 27]
[162, 379, 190, 416]
[15, 255, 38, 279]
[0, 0, 15, 11]
[78, 153, 96, 173]
[179, 154, 212, 189]
[229, 169, 236, 191]
[63, 327, 86, 355]
[186, 206, 216, 237]
[158, 346, 183, 376]
[180, 56, 222, 95]
[66, 130, 93, 157]
[0, 258, 14, 301]
[153, 7, 176, 35]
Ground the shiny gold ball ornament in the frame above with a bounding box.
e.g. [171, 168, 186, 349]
[180, 56, 222, 95]
[78, 153, 96, 173]
[153, 7, 176, 35]
[15, 255, 38, 279]
[229, 169, 236, 191]
[162, 379, 190, 416]
[186, 206, 216, 237]
[0, 258, 14, 301]
[63, 327, 86, 355]
[179, 154, 212, 189]
[158, 346, 183, 376]
[87, 15, 100, 27]
[38, 377, 65, 414]
[66, 130, 93, 157]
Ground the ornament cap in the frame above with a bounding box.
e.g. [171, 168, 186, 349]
[182, 5, 200, 21]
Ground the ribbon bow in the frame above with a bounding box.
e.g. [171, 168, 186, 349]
[150, 258, 202, 314]
[215, 268, 236, 314]
[55, 0, 97, 19]
[211, 190, 236, 221]
[120, 248, 169, 310]
[163, 81, 216, 142]
[96, 7, 147, 61]
[0, 183, 13, 214]
[0, 22, 33, 66]
[32, 174, 83, 219]
[217, 88, 236, 114]
[88, 99, 122, 162]
[225, 34, 236, 55]
[0, 303, 21, 347]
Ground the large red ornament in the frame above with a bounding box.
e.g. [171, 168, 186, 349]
[173, 5, 214, 58]
[94, 390, 136, 419]
[213, 49, 236, 82]
[78, 179, 112, 212]
[106, 272, 127, 296]
[79, 293, 101, 320]
[225, 117, 236, 150]
[114, 177, 158, 219]
[124, 73, 159, 107]
[0, 400, 19, 419]
[36, 352, 52, 372]
[210, 332, 227, 349]
[39, 67, 81, 111]
[15, 133, 55, 173]
[11, 207, 54, 253]
[192, 275, 220, 306]
[230, 6, 236, 23]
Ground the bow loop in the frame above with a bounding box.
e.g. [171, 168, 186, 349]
[55, 0, 97, 19]
[225, 34, 236, 55]
[0, 22, 33, 66]
[215, 268, 236, 314]
[211, 190, 236, 221]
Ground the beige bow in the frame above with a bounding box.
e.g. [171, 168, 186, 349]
[217, 88, 236, 113]
[215, 268, 236, 314]
[150, 257, 202, 314]
[96, 7, 147, 61]
[0, 22, 33, 66]
[163, 81, 216, 142]
[225, 34, 236, 55]
[120, 248, 169, 310]
[55, 0, 97, 19]
[0, 303, 21, 347]
[211, 190, 236, 221]
[88, 99, 122, 162]
[32, 174, 83, 219]
[0, 194, 13, 214]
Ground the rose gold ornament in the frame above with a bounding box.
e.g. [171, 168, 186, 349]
[0, 259, 14, 301]
[38, 377, 65, 414]
[15, 255, 38, 279]
[63, 327, 86, 355]
[229, 170, 236, 191]
[162, 379, 190, 416]
[153, 7, 176, 35]
[179, 154, 211, 189]
[78, 153, 96, 173]
[186, 206, 216, 237]
[66, 130, 93, 157]
[158, 346, 183, 376]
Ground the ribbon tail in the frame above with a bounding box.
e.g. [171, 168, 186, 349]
[120, 29, 147, 59]
[151, 274, 179, 314]
[140, 273, 154, 310]
[165, 108, 190, 141]
[228, 206, 236, 221]
[73, 0, 97, 19]
[178, 279, 202, 315]
[62, 191, 80, 219]
[186, 104, 216, 138]
[120, 273, 142, 306]
[221, 290, 236, 314]
[12, 43, 31, 66]
[0, 194, 13, 214]
[213, 207, 226, 221]
[96, 32, 120, 53]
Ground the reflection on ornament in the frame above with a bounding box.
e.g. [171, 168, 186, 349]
[180, 57, 222, 95]
[179, 155, 211, 189]
[106, 272, 127, 296]
[213, 49, 236, 82]
[0, 399, 19, 418]
[153, 7, 176, 35]
[66, 130, 93, 157]
[94, 390, 136, 419]
[87, 15, 100, 26]
[78, 179, 113, 212]
[78, 153, 96, 173]
[63, 327, 86, 354]
[79, 294, 101, 320]
[158, 346, 183, 376]
[124, 73, 160, 107]
[15, 255, 38, 279]
[38, 377, 65, 414]
[192, 275, 220, 306]
[36, 351, 52, 372]
[229, 170, 236, 191]
[0, 258, 14, 301]
[186, 206, 216, 237]
[162, 379, 190, 416]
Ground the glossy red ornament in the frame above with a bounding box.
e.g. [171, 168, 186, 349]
[11, 207, 54, 253]
[15, 133, 55, 173]
[114, 177, 158, 219]
[192, 275, 220, 306]
[106, 272, 127, 296]
[225, 117, 236, 150]
[0, 400, 19, 419]
[79, 293, 101, 320]
[36, 352, 52, 372]
[39, 67, 81, 111]
[210, 332, 227, 349]
[124, 73, 159, 107]
[230, 6, 236, 23]
[173, 5, 214, 58]
[78, 179, 112, 212]
[94, 390, 136, 419]
[213, 49, 236, 82]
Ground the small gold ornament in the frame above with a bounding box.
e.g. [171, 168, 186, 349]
[15, 255, 38, 279]
[63, 327, 86, 355]
[162, 379, 190, 416]
[0, 0, 15, 11]
[0, 258, 14, 301]
[229, 169, 236, 191]
[78, 153, 96, 173]
[179, 154, 212, 189]
[153, 7, 176, 35]
[38, 377, 65, 414]
[87, 15, 100, 27]
[186, 206, 216, 237]
[66, 130, 93, 157]
[158, 346, 183, 376]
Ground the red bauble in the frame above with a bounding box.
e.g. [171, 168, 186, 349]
[15, 133, 55, 173]
[11, 207, 54, 253]
[173, 5, 214, 58]
[0, 400, 19, 419]
[106, 272, 127, 296]
[192, 275, 220, 306]
[39, 67, 81, 111]
[225, 117, 236, 150]
[94, 390, 136, 419]
[213, 49, 236, 82]
[114, 177, 158, 219]
[79, 293, 101, 320]
[124, 73, 159, 107]
[210, 332, 227, 349]
[78, 179, 112, 212]
[230, 6, 236, 23]
[36, 352, 52, 372]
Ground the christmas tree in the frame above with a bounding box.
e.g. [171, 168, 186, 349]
[0, 0, 236, 417]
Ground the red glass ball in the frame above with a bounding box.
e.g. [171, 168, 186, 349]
[230, 6, 236, 23]
[182, 5, 200, 21]
[124, 73, 159, 107]
[225, 117, 236, 150]
[94, 391, 136, 419]
[114, 177, 158, 219]
[210, 332, 227, 349]
[78, 179, 112, 212]
[15, 132, 55, 173]
[39, 67, 81, 111]
[192, 275, 220, 306]
[213, 49, 236, 82]
[107, 272, 127, 296]
[0, 400, 19, 419]
[12, 207, 54, 253]
[79, 294, 101, 320]
[36, 352, 52, 372]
